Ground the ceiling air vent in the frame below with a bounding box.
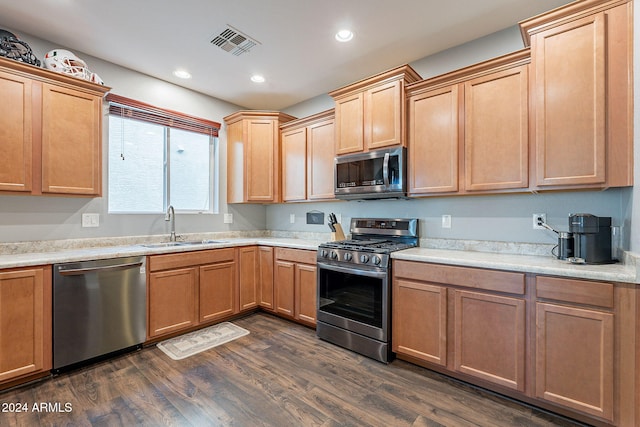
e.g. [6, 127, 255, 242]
[210, 25, 260, 56]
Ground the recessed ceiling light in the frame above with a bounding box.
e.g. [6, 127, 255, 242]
[173, 69, 192, 79]
[335, 29, 354, 42]
[251, 74, 265, 83]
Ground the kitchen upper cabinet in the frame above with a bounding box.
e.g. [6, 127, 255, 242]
[280, 110, 335, 202]
[520, 0, 633, 189]
[0, 57, 109, 197]
[407, 50, 530, 196]
[274, 248, 317, 327]
[0, 70, 32, 192]
[225, 111, 296, 203]
[0, 266, 51, 385]
[329, 65, 420, 155]
[41, 83, 103, 195]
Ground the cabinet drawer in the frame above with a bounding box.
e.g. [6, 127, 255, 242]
[149, 248, 236, 272]
[275, 248, 316, 265]
[393, 261, 525, 295]
[535, 276, 613, 309]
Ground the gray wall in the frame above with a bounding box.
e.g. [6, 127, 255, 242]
[0, 20, 637, 251]
[277, 25, 637, 251]
[0, 31, 266, 243]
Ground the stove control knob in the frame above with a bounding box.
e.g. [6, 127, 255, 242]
[320, 249, 328, 258]
[360, 254, 370, 263]
[330, 251, 338, 260]
[372, 256, 381, 265]
[344, 252, 353, 262]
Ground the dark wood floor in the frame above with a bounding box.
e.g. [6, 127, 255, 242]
[1, 313, 587, 427]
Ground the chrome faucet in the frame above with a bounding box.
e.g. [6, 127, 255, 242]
[165, 205, 176, 241]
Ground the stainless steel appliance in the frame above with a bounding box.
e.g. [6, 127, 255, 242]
[316, 218, 418, 363]
[53, 256, 147, 372]
[568, 213, 615, 264]
[334, 147, 406, 200]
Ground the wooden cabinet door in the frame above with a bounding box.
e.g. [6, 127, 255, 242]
[408, 85, 459, 194]
[334, 92, 364, 155]
[392, 279, 447, 366]
[238, 247, 258, 311]
[307, 118, 335, 200]
[274, 260, 295, 317]
[535, 302, 613, 421]
[200, 262, 237, 323]
[226, 120, 245, 204]
[365, 80, 402, 150]
[258, 246, 274, 310]
[295, 263, 317, 326]
[41, 83, 102, 195]
[0, 267, 50, 382]
[246, 119, 278, 202]
[0, 71, 32, 193]
[452, 290, 526, 392]
[281, 127, 307, 201]
[464, 65, 528, 191]
[148, 267, 198, 338]
[532, 13, 606, 187]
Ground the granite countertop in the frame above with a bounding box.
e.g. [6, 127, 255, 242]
[0, 234, 638, 284]
[392, 247, 640, 284]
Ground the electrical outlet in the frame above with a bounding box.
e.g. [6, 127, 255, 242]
[290, 213, 295, 224]
[441, 215, 452, 229]
[532, 213, 547, 229]
[81, 213, 99, 228]
[223, 213, 233, 224]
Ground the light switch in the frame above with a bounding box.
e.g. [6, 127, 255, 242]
[82, 213, 99, 228]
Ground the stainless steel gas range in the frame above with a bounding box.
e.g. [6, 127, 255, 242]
[316, 218, 418, 363]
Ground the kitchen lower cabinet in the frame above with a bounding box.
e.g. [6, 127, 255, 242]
[0, 56, 108, 197]
[393, 259, 637, 426]
[238, 246, 258, 311]
[200, 261, 237, 323]
[274, 248, 317, 327]
[258, 246, 275, 311]
[452, 289, 525, 392]
[147, 248, 237, 340]
[0, 266, 51, 386]
[535, 276, 615, 422]
[392, 278, 447, 366]
[148, 267, 198, 338]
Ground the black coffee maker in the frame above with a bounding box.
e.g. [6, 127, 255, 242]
[568, 213, 614, 264]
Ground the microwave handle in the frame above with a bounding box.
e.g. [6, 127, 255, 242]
[383, 152, 390, 187]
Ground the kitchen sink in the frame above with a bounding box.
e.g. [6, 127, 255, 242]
[141, 239, 229, 248]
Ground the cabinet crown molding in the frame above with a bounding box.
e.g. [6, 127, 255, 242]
[519, 0, 631, 46]
[328, 64, 421, 99]
[279, 109, 334, 130]
[223, 110, 296, 125]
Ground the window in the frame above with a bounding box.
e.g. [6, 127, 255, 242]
[106, 94, 220, 214]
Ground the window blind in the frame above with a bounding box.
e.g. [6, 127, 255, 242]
[106, 93, 220, 137]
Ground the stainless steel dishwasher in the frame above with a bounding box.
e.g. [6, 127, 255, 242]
[53, 256, 147, 372]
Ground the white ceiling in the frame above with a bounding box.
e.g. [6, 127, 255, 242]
[0, 0, 574, 110]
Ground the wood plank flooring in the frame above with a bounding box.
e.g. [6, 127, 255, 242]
[0, 313, 587, 426]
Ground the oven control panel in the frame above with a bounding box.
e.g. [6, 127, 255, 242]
[318, 248, 389, 269]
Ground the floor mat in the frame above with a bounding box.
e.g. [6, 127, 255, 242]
[156, 322, 249, 360]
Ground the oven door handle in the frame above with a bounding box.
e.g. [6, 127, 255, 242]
[317, 262, 388, 279]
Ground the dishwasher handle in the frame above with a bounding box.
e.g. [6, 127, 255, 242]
[57, 261, 144, 276]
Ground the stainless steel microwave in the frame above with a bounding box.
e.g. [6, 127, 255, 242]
[334, 147, 406, 200]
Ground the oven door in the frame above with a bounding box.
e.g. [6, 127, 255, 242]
[317, 262, 389, 342]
